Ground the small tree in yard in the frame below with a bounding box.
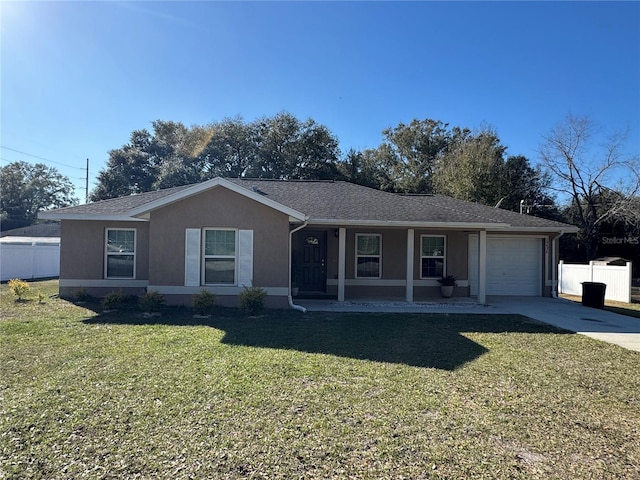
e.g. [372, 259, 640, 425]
[8, 279, 30, 300]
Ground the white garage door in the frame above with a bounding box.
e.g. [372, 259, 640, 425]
[469, 235, 542, 296]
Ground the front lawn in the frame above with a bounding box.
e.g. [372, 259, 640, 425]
[560, 293, 640, 319]
[2, 280, 639, 479]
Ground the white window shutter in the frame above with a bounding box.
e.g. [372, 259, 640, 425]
[238, 229, 253, 287]
[185, 228, 201, 286]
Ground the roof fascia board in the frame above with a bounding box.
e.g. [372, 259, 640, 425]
[128, 177, 307, 221]
[38, 212, 149, 222]
[307, 219, 510, 229]
[500, 225, 580, 233]
[307, 219, 576, 232]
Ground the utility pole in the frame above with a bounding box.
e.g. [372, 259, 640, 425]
[85, 158, 89, 204]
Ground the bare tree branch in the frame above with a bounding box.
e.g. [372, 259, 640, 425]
[539, 114, 640, 260]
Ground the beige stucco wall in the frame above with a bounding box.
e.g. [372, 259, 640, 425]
[60, 220, 150, 280]
[412, 229, 468, 280]
[59, 187, 291, 303]
[147, 187, 290, 288]
[333, 228, 470, 281]
[308, 227, 472, 299]
[58, 220, 149, 298]
[341, 228, 406, 280]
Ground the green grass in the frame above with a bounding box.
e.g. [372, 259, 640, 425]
[561, 293, 640, 319]
[606, 304, 640, 319]
[2, 280, 640, 479]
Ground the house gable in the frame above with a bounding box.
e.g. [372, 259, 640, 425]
[38, 178, 307, 223]
[128, 177, 307, 223]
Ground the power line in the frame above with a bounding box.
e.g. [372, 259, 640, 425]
[1, 160, 87, 180]
[1, 146, 91, 203]
[0, 145, 85, 170]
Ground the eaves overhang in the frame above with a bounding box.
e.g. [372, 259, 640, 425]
[304, 219, 578, 232]
[305, 219, 512, 229]
[498, 225, 580, 233]
[37, 212, 149, 222]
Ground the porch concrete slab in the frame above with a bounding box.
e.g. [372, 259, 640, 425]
[296, 297, 493, 314]
[295, 296, 640, 352]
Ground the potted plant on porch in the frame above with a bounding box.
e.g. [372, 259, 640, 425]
[438, 275, 457, 298]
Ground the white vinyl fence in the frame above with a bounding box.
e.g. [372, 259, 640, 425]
[0, 238, 60, 282]
[558, 260, 632, 303]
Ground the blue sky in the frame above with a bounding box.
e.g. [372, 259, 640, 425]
[2, 1, 639, 202]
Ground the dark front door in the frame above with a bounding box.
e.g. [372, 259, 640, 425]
[298, 231, 327, 292]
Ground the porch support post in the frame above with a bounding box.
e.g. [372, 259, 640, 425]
[406, 229, 414, 302]
[338, 227, 346, 302]
[478, 229, 487, 305]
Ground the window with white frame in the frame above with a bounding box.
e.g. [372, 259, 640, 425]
[105, 228, 136, 278]
[356, 233, 381, 278]
[421, 235, 445, 278]
[203, 229, 236, 284]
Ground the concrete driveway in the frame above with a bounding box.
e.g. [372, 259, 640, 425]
[487, 296, 640, 352]
[297, 297, 640, 352]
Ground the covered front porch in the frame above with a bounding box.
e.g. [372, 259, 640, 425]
[294, 296, 487, 313]
[290, 226, 492, 305]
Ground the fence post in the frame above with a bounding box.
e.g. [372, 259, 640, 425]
[30, 242, 36, 280]
[625, 262, 632, 303]
[558, 260, 564, 294]
[588, 261, 594, 282]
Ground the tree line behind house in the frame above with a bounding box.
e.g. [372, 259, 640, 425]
[88, 113, 553, 218]
[1, 113, 638, 262]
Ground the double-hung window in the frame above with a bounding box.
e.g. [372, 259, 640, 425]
[421, 235, 445, 278]
[204, 229, 236, 284]
[105, 228, 136, 278]
[356, 234, 381, 278]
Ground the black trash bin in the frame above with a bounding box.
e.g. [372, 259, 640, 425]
[581, 282, 606, 309]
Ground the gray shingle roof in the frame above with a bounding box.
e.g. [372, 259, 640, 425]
[39, 178, 577, 231]
[229, 179, 575, 229]
[41, 184, 192, 216]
